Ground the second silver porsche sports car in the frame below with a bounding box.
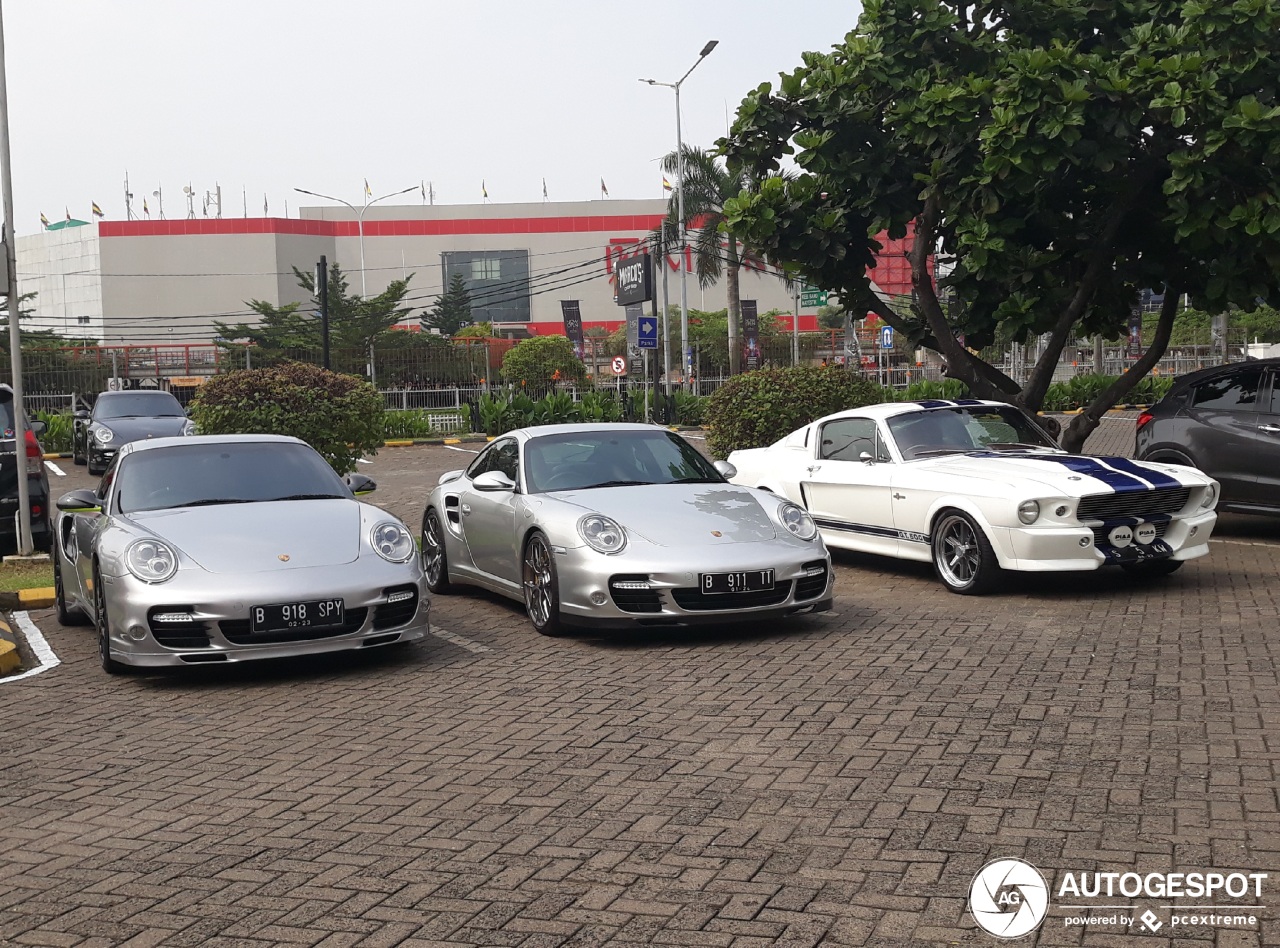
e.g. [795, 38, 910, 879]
[54, 434, 429, 673]
[421, 424, 834, 634]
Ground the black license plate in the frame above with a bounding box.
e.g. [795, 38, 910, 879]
[700, 569, 775, 595]
[251, 598, 345, 633]
[1101, 539, 1174, 564]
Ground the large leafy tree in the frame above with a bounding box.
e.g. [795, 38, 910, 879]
[422, 272, 473, 336]
[216, 263, 414, 366]
[722, 1, 1280, 451]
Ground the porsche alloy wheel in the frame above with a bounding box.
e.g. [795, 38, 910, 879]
[94, 566, 126, 675]
[421, 508, 452, 595]
[931, 511, 1000, 595]
[522, 531, 565, 636]
[54, 545, 89, 626]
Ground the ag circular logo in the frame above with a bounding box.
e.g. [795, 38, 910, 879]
[969, 858, 1049, 939]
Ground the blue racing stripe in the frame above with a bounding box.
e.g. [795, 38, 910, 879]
[953, 398, 985, 406]
[1009, 454, 1152, 493]
[1101, 456, 1182, 490]
[914, 400, 953, 409]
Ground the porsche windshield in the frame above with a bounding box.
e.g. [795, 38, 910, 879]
[525, 430, 723, 492]
[888, 405, 1057, 461]
[94, 392, 185, 419]
[116, 442, 349, 513]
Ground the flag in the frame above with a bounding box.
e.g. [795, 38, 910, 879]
[65, 207, 72, 222]
[420, 180, 426, 203]
[143, 197, 150, 218]
[662, 176, 673, 192]
[600, 178, 609, 197]
[264, 194, 268, 215]
[92, 202, 104, 218]
[429, 181, 435, 204]
[482, 180, 488, 199]
[40, 212, 49, 229]
[364, 178, 372, 198]
[542, 177, 548, 199]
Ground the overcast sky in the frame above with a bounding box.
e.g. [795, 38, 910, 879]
[3, 1, 860, 234]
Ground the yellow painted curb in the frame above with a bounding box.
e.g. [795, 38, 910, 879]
[383, 440, 414, 447]
[0, 639, 19, 675]
[443, 438, 461, 445]
[18, 588, 56, 609]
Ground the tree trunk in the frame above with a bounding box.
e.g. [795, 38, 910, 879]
[726, 238, 742, 375]
[1059, 290, 1181, 453]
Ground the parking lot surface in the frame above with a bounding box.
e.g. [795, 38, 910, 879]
[3, 439, 1279, 946]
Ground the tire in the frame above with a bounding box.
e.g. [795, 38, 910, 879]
[931, 510, 1001, 595]
[521, 531, 565, 636]
[94, 565, 126, 675]
[421, 508, 453, 595]
[54, 545, 90, 626]
[72, 433, 86, 466]
[1121, 559, 1184, 578]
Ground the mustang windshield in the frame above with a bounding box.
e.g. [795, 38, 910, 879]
[116, 442, 349, 513]
[525, 430, 723, 493]
[94, 392, 185, 419]
[888, 406, 1057, 461]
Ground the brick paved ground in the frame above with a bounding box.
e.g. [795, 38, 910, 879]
[2, 441, 1278, 946]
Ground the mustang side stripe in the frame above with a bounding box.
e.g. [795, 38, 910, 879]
[813, 517, 931, 544]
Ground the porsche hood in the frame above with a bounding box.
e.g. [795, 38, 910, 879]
[547, 483, 780, 545]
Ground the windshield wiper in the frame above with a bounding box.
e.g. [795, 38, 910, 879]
[986, 442, 1054, 451]
[588, 480, 649, 488]
[671, 476, 722, 483]
[179, 498, 257, 507]
[267, 493, 346, 501]
[910, 448, 968, 458]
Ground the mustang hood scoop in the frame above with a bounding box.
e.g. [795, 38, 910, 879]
[553, 483, 778, 545]
[132, 500, 362, 573]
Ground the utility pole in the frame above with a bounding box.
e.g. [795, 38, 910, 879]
[316, 255, 330, 369]
[0, 0, 34, 554]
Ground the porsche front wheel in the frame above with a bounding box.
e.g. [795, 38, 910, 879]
[522, 531, 565, 637]
[931, 511, 1001, 595]
[421, 508, 452, 595]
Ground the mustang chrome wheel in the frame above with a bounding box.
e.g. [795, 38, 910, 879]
[421, 508, 451, 595]
[522, 532, 564, 636]
[931, 511, 999, 595]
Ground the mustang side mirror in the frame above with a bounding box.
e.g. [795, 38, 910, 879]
[859, 451, 876, 464]
[345, 473, 377, 495]
[473, 471, 516, 492]
[56, 488, 101, 513]
[713, 460, 737, 479]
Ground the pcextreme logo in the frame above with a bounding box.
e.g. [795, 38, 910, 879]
[969, 858, 1049, 939]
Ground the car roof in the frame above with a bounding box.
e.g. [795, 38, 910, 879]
[810, 399, 1011, 427]
[1165, 357, 1280, 392]
[509, 423, 667, 441]
[120, 433, 308, 455]
[96, 388, 180, 398]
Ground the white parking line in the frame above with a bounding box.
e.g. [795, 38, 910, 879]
[444, 445, 479, 454]
[44, 461, 66, 477]
[429, 625, 491, 653]
[0, 612, 62, 683]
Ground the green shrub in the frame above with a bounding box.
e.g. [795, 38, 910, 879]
[898, 378, 972, 402]
[382, 409, 470, 438]
[704, 365, 885, 458]
[35, 411, 74, 453]
[189, 362, 383, 473]
[577, 391, 623, 423]
[674, 390, 707, 426]
[500, 336, 587, 387]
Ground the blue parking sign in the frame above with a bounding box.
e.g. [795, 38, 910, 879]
[638, 316, 658, 350]
[880, 326, 894, 349]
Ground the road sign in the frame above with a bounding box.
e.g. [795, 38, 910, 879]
[800, 288, 828, 308]
[637, 315, 657, 350]
[880, 326, 894, 350]
[610, 355, 627, 376]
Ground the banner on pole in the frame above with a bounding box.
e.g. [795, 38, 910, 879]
[561, 300, 584, 359]
[742, 300, 760, 370]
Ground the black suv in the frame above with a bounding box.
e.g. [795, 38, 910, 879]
[0, 383, 52, 553]
[1135, 357, 1280, 516]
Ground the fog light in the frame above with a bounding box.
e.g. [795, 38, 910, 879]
[386, 590, 414, 603]
[1189, 525, 1198, 537]
[153, 612, 194, 623]
[610, 581, 651, 590]
[1054, 505, 1069, 518]
[590, 591, 607, 605]
[803, 565, 826, 577]
[1079, 537, 1090, 548]
[128, 624, 148, 641]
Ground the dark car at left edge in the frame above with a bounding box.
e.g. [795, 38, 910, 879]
[1, 383, 52, 553]
[73, 389, 195, 475]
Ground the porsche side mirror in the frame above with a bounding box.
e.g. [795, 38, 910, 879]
[56, 488, 101, 513]
[73, 410, 90, 420]
[28, 419, 46, 436]
[473, 471, 516, 492]
[713, 460, 737, 479]
[345, 473, 377, 495]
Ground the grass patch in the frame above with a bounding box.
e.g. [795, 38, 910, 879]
[0, 559, 55, 592]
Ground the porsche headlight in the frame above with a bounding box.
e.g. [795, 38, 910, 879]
[1201, 483, 1217, 509]
[778, 502, 818, 540]
[371, 521, 415, 563]
[92, 424, 114, 445]
[1017, 500, 1041, 524]
[182, 420, 197, 437]
[579, 514, 626, 554]
[125, 538, 178, 583]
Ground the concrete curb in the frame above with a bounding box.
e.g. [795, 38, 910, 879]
[0, 615, 20, 676]
[0, 588, 56, 611]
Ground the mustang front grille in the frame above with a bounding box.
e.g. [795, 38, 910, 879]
[671, 582, 794, 611]
[1077, 487, 1190, 522]
[219, 607, 369, 645]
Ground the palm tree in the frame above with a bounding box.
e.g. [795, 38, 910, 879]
[661, 146, 750, 375]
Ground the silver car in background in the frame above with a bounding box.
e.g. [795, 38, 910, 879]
[421, 424, 833, 635]
[53, 434, 428, 674]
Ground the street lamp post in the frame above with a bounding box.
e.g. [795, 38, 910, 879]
[641, 39, 718, 388]
[294, 184, 417, 385]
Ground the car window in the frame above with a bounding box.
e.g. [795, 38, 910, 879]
[1269, 371, 1280, 414]
[888, 406, 1055, 460]
[819, 418, 878, 461]
[1191, 368, 1263, 412]
[492, 440, 519, 483]
[93, 392, 185, 419]
[525, 430, 721, 492]
[98, 457, 119, 501]
[465, 443, 499, 479]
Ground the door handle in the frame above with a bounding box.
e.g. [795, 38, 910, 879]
[893, 492, 906, 500]
[460, 503, 471, 515]
[806, 465, 821, 474]
[1261, 425, 1280, 434]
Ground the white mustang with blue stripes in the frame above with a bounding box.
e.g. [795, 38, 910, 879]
[725, 400, 1219, 595]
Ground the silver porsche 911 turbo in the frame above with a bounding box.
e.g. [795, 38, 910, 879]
[53, 434, 429, 674]
[421, 424, 834, 635]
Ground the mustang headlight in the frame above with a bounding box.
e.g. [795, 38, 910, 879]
[125, 538, 178, 583]
[371, 521, 415, 563]
[92, 424, 114, 445]
[1201, 483, 1217, 509]
[579, 514, 626, 554]
[778, 502, 818, 540]
[1017, 500, 1041, 524]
